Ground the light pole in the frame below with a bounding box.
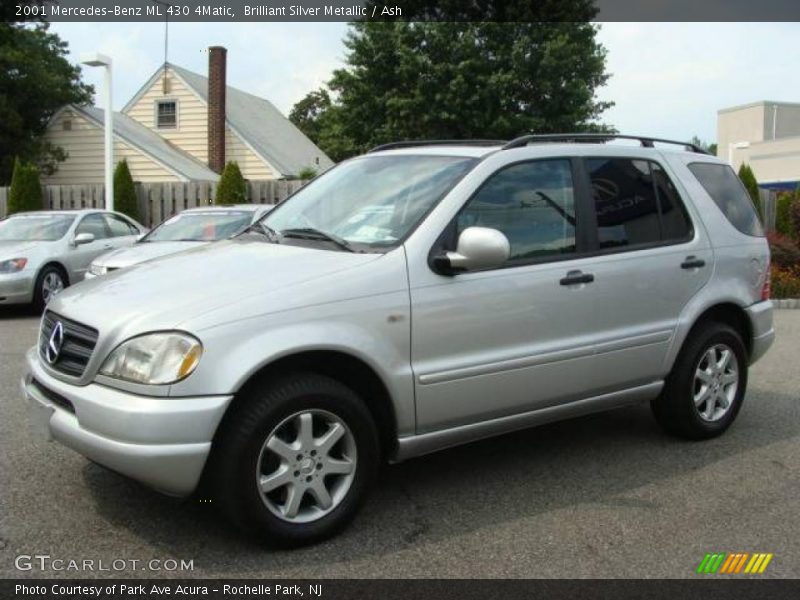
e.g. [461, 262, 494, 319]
[80, 53, 114, 211]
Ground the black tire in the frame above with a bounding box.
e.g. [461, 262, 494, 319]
[32, 265, 67, 312]
[652, 321, 748, 440]
[208, 372, 379, 547]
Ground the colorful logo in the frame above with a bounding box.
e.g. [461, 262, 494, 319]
[697, 552, 774, 574]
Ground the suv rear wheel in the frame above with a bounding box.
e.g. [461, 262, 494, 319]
[208, 372, 379, 547]
[652, 322, 748, 440]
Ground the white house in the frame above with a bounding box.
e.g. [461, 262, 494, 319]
[43, 46, 333, 184]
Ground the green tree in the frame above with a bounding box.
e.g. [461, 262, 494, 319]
[738, 163, 762, 220]
[790, 188, 800, 241]
[7, 157, 43, 214]
[289, 89, 332, 147]
[707, 143, 718, 156]
[0, 22, 93, 183]
[774, 191, 794, 237]
[296, 167, 318, 180]
[214, 161, 247, 205]
[292, 18, 612, 161]
[113, 159, 140, 222]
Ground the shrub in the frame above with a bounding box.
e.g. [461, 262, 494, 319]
[791, 190, 800, 241]
[767, 232, 800, 268]
[297, 167, 318, 180]
[113, 159, 140, 222]
[771, 265, 800, 299]
[775, 192, 794, 237]
[7, 157, 43, 214]
[214, 161, 247, 205]
[737, 163, 762, 219]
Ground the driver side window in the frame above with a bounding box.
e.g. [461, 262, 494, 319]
[457, 160, 576, 264]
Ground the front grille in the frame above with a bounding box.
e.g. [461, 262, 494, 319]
[31, 378, 75, 413]
[39, 311, 99, 377]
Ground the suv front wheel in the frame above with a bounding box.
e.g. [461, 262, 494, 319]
[652, 321, 748, 440]
[208, 372, 380, 547]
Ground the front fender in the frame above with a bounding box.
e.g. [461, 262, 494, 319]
[168, 291, 416, 437]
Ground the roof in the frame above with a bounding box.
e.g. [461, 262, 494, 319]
[125, 63, 334, 177]
[71, 105, 220, 182]
[718, 100, 800, 114]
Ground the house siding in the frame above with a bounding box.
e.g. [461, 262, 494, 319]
[125, 67, 277, 179]
[43, 108, 179, 184]
[226, 128, 276, 179]
[125, 68, 210, 164]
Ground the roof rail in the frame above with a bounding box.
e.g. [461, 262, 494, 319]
[502, 133, 708, 154]
[368, 139, 507, 153]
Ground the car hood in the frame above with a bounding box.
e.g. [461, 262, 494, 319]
[94, 241, 206, 269]
[49, 238, 383, 333]
[0, 240, 43, 259]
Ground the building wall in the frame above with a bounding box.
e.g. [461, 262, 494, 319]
[125, 69, 210, 165]
[745, 136, 800, 185]
[43, 108, 180, 184]
[124, 67, 278, 180]
[717, 103, 766, 166]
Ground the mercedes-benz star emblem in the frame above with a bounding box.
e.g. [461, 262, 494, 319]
[45, 321, 64, 365]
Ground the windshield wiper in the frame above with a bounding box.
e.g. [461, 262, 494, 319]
[238, 221, 281, 242]
[280, 227, 354, 252]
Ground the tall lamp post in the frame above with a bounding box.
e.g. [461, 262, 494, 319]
[80, 53, 114, 211]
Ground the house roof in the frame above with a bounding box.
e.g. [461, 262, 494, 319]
[71, 105, 220, 181]
[124, 63, 333, 177]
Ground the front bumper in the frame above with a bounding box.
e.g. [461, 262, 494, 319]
[22, 347, 233, 496]
[0, 271, 34, 304]
[745, 300, 775, 365]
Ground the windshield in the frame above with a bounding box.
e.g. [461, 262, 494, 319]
[143, 211, 253, 242]
[0, 214, 75, 241]
[262, 155, 478, 249]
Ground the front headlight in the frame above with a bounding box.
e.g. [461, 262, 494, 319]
[99, 332, 203, 385]
[88, 263, 107, 276]
[0, 258, 27, 274]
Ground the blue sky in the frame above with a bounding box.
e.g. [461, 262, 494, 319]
[50, 22, 800, 145]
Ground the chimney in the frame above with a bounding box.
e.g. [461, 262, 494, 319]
[207, 46, 227, 173]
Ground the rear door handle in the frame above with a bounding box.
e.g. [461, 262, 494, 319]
[560, 270, 595, 286]
[681, 256, 705, 270]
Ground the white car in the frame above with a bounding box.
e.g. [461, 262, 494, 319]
[86, 204, 273, 278]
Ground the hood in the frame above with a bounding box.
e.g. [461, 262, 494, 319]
[49, 238, 382, 333]
[0, 240, 42, 259]
[94, 241, 206, 269]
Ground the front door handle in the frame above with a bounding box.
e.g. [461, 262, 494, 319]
[681, 256, 706, 270]
[560, 270, 595, 286]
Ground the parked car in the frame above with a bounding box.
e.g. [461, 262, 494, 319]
[0, 209, 145, 309]
[86, 204, 273, 278]
[23, 135, 774, 546]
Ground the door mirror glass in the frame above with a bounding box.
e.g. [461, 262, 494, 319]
[442, 226, 510, 272]
[73, 232, 95, 246]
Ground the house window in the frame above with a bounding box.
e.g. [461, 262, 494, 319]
[63, 119, 72, 131]
[156, 100, 177, 129]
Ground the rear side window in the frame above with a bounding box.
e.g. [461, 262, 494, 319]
[687, 162, 764, 237]
[586, 158, 692, 249]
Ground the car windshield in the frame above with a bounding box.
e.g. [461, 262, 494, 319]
[261, 155, 478, 250]
[0, 214, 75, 241]
[142, 211, 253, 242]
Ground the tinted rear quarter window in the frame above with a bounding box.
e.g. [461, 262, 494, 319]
[687, 162, 764, 237]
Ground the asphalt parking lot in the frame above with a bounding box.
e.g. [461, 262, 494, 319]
[0, 308, 798, 579]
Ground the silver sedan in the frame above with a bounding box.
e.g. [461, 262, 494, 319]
[86, 204, 273, 278]
[0, 210, 145, 309]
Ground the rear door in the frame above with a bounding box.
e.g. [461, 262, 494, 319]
[571, 156, 713, 391]
[103, 213, 141, 250]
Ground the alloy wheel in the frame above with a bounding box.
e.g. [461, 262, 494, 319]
[257, 409, 357, 524]
[41, 272, 65, 304]
[693, 343, 739, 422]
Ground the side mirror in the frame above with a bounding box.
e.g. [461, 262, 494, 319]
[73, 232, 95, 246]
[433, 226, 510, 274]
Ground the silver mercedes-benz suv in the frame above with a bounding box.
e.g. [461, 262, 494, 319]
[22, 134, 774, 546]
